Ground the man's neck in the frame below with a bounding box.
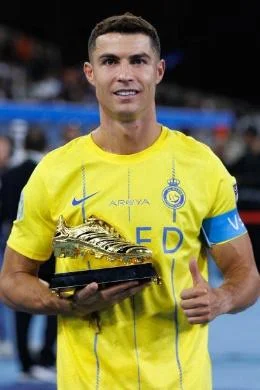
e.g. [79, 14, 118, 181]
[91, 119, 162, 155]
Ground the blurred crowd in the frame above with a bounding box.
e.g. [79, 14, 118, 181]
[0, 25, 95, 103]
[0, 24, 257, 112]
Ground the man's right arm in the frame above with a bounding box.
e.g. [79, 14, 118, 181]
[0, 246, 147, 317]
[0, 246, 73, 315]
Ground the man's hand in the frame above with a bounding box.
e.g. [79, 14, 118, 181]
[66, 280, 149, 317]
[180, 259, 221, 324]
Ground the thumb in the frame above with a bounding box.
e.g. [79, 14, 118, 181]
[189, 259, 204, 286]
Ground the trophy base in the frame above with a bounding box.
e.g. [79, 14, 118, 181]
[50, 263, 160, 292]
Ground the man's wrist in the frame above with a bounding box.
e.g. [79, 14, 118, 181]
[51, 289, 78, 316]
[215, 285, 233, 314]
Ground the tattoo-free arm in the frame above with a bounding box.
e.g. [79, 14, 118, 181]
[0, 246, 148, 317]
[0, 246, 72, 315]
[209, 233, 260, 314]
[181, 234, 260, 324]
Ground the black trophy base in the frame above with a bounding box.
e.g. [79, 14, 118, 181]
[50, 263, 158, 292]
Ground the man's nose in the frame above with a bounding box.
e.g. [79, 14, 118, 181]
[117, 61, 133, 81]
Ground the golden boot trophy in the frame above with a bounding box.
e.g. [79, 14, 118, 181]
[50, 215, 160, 294]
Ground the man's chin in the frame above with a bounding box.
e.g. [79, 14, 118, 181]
[118, 114, 137, 123]
[114, 109, 140, 122]
[104, 104, 141, 122]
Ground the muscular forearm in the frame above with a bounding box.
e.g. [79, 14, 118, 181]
[0, 247, 149, 318]
[210, 234, 260, 317]
[0, 272, 72, 315]
[0, 269, 147, 318]
[216, 266, 260, 315]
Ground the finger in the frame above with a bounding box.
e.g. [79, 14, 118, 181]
[76, 281, 140, 302]
[39, 278, 49, 288]
[109, 282, 150, 303]
[187, 315, 210, 324]
[102, 280, 141, 295]
[189, 259, 204, 286]
[183, 307, 210, 318]
[180, 287, 208, 300]
[75, 282, 99, 301]
[121, 282, 150, 296]
[181, 296, 209, 309]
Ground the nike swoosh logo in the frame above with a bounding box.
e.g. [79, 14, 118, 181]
[72, 192, 98, 206]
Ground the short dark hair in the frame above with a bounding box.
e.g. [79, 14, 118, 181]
[88, 12, 161, 60]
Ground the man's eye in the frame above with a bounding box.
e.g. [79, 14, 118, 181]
[103, 58, 116, 65]
[132, 58, 146, 65]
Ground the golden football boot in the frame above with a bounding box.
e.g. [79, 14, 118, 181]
[51, 216, 161, 293]
[53, 215, 152, 265]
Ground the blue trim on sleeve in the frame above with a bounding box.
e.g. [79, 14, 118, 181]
[202, 208, 247, 246]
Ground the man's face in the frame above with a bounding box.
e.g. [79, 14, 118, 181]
[84, 33, 165, 121]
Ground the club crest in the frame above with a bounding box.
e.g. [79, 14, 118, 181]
[162, 178, 186, 212]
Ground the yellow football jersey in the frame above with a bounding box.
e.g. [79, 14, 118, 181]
[8, 127, 246, 390]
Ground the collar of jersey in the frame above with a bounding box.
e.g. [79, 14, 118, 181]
[86, 126, 169, 164]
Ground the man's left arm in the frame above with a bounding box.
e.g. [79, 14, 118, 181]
[180, 233, 260, 324]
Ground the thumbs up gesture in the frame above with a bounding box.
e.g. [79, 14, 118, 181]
[180, 259, 219, 324]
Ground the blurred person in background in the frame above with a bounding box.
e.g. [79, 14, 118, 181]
[0, 13, 259, 390]
[0, 126, 57, 382]
[60, 122, 82, 145]
[8, 119, 28, 167]
[0, 134, 13, 357]
[0, 135, 13, 175]
[228, 125, 260, 272]
[228, 125, 260, 209]
[59, 67, 87, 102]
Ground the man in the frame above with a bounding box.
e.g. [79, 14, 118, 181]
[0, 13, 259, 390]
[0, 127, 57, 382]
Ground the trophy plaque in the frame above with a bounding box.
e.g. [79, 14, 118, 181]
[50, 215, 160, 294]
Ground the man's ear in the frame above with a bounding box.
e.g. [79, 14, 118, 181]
[156, 59, 165, 85]
[83, 62, 95, 86]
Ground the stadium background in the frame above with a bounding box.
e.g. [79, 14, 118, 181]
[0, 1, 260, 389]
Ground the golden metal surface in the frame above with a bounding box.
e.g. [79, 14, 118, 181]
[53, 215, 153, 265]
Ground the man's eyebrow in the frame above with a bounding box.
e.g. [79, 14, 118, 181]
[129, 53, 151, 60]
[99, 53, 119, 60]
[98, 52, 151, 61]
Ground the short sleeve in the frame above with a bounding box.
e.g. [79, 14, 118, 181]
[201, 152, 247, 246]
[7, 163, 56, 260]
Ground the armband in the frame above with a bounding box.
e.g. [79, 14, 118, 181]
[201, 208, 247, 247]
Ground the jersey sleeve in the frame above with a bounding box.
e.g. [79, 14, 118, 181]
[7, 162, 56, 261]
[201, 151, 247, 246]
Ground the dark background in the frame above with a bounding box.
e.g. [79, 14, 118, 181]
[1, 1, 260, 104]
